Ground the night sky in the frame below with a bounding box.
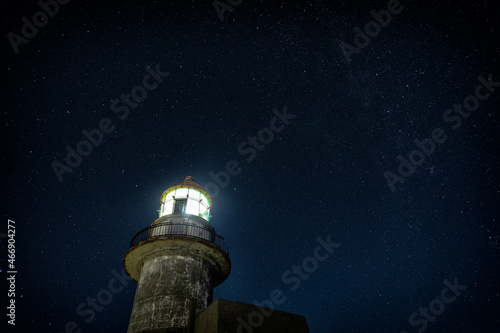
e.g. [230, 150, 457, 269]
[1, 0, 499, 332]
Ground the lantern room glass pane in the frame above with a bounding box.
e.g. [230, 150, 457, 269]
[161, 191, 175, 215]
[185, 197, 199, 215]
[188, 189, 200, 200]
[200, 194, 209, 208]
[175, 188, 188, 198]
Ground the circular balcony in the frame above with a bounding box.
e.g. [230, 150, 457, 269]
[128, 221, 229, 256]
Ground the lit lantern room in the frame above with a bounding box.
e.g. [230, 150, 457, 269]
[158, 176, 212, 221]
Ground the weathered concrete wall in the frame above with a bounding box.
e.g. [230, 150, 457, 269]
[127, 255, 212, 333]
[194, 299, 309, 333]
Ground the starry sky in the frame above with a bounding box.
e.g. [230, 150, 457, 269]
[1, 0, 499, 332]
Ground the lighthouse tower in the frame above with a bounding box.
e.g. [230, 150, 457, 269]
[124, 176, 231, 333]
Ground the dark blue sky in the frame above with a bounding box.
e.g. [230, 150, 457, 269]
[1, 0, 499, 332]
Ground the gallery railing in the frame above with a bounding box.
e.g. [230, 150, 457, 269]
[129, 222, 229, 255]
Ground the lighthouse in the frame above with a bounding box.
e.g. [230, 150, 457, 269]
[124, 176, 231, 333]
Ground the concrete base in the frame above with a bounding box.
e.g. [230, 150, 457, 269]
[194, 299, 309, 333]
